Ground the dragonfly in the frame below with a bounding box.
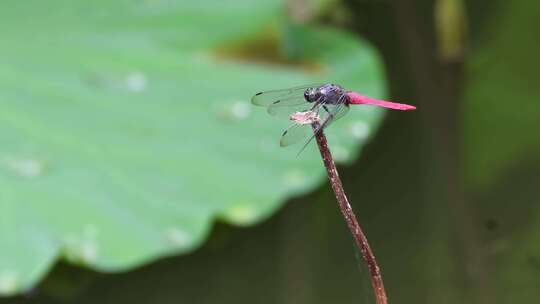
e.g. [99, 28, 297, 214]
[251, 83, 415, 150]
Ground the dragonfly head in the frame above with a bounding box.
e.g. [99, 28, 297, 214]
[304, 87, 318, 103]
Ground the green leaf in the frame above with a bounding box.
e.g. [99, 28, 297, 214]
[0, 0, 385, 295]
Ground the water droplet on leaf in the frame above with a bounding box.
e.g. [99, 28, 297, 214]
[223, 203, 257, 225]
[284, 169, 307, 188]
[332, 145, 350, 162]
[0, 271, 19, 295]
[2, 157, 46, 178]
[165, 228, 192, 248]
[125, 71, 147, 92]
[230, 101, 251, 120]
[80, 241, 98, 263]
[349, 121, 370, 140]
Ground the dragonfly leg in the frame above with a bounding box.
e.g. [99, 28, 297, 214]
[323, 105, 334, 123]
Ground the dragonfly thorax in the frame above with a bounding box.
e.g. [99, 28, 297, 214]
[304, 84, 348, 104]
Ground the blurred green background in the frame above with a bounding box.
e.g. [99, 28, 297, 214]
[1, 0, 539, 303]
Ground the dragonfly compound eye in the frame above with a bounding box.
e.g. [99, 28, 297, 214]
[304, 88, 317, 102]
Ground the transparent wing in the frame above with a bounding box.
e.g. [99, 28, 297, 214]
[267, 90, 326, 117]
[294, 98, 351, 154]
[267, 103, 312, 117]
[251, 83, 322, 107]
[279, 123, 311, 147]
[318, 103, 350, 126]
[278, 103, 329, 148]
[296, 95, 349, 129]
[254, 84, 350, 150]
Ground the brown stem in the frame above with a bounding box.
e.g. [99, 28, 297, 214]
[311, 121, 388, 304]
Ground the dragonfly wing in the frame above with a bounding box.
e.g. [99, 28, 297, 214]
[279, 123, 311, 147]
[251, 83, 322, 107]
[267, 102, 312, 117]
[319, 103, 350, 126]
[267, 92, 326, 117]
[308, 93, 350, 128]
[294, 102, 350, 154]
